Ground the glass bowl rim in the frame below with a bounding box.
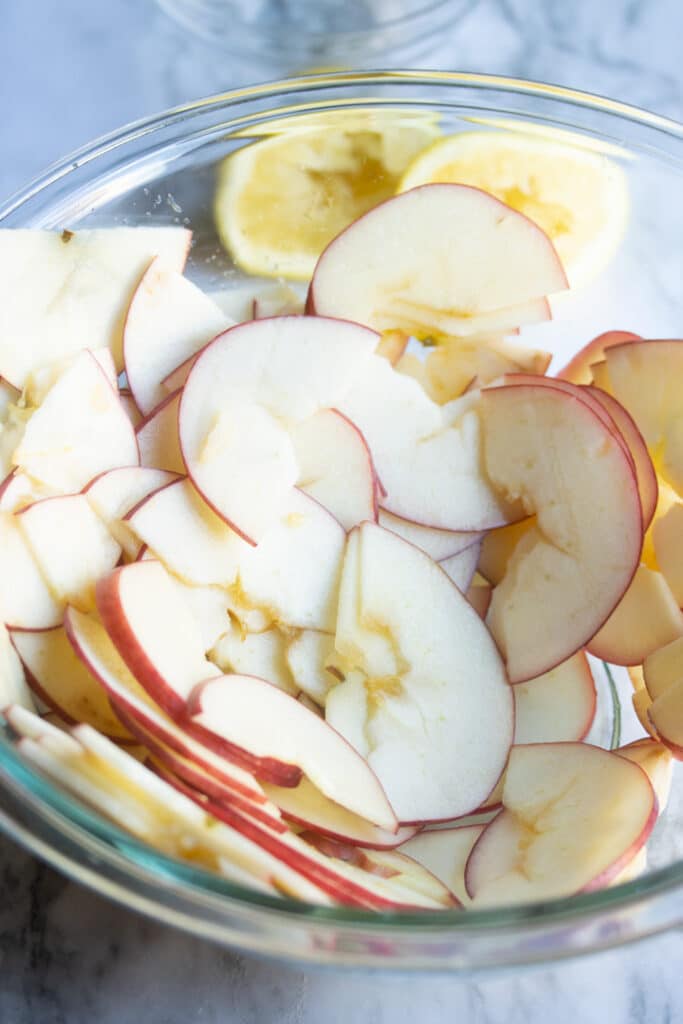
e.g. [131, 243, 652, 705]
[1, 69, 683, 958]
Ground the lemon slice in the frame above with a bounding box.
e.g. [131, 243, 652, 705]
[398, 130, 629, 288]
[215, 110, 440, 281]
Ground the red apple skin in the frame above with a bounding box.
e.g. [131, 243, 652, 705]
[464, 749, 658, 900]
[501, 373, 634, 471]
[299, 832, 400, 878]
[62, 606, 274, 798]
[113, 704, 287, 833]
[134, 388, 182, 436]
[556, 330, 642, 385]
[583, 385, 658, 529]
[155, 763, 417, 909]
[95, 567, 190, 721]
[271, 800, 417, 851]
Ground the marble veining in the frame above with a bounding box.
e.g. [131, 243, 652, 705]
[1, 1, 683, 1021]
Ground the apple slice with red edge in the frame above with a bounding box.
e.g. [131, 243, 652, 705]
[299, 831, 458, 906]
[290, 408, 377, 530]
[10, 626, 132, 740]
[118, 389, 143, 429]
[179, 316, 377, 543]
[584, 385, 658, 529]
[465, 743, 657, 906]
[0, 514, 62, 629]
[84, 465, 179, 559]
[327, 522, 513, 824]
[398, 824, 484, 907]
[123, 258, 229, 415]
[135, 391, 184, 474]
[512, 650, 596, 743]
[587, 566, 683, 665]
[187, 673, 397, 831]
[477, 517, 535, 586]
[481, 382, 642, 682]
[95, 559, 221, 719]
[648, 679, 683, 760]
[337, 353, 511, 531]
[263, 776, 417, 850]
[18, 494, 121, 612]
[604, 339, 683, 496]
[556, 330, 641, 385]
[617, 738, 673, 811]
[8, 708, 330, 903]
[13, 350, 139, 492]
[378, 508, 481, 561]
[129, 480, 345, 631]
[308, 184, 567, 338]
[156, 763, 446, 909]
[0, 227, 190, 389]
[110, 704, 285, 832]
[63, 606, 277, 796]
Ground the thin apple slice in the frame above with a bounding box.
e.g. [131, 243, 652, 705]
[513, 651, 596, 743]
[557, 330, 641, 385]
[12, 350, 139, 492]
[290, 409, 376, 530]
[10, 711, 330, 903]
[0, 228, 190, 388]
[285, 630, 336, 704]
[481, 383, 642, 682]
[263, 776, 417, 849]
[587, 566, 683, 666]
[308, 184, 567, 337]
[633, 688, 658, 739]
[584, 385, 658, 529]
[188, 673, 397, 832]
[96, 559, 220, 718]
[643, 635, 683, 700]
[160, 767, 444, 909]
[617, 738, 673, 811]
[135, 391, 184, 474]
[399, 824, 484, 907]
[179, 316, 377, 542]
[299, 832, 457, 906]
[604, 340, 683, 495]
[18, 494, 121, 612]
[10, 626, 131, 739]
[653, 502, 683, 605]
[378, 508, 480, 561]
[123, 259, 229, 415]
[129, 481, 345, 631]
[376, 330, 409, 365]
[0, 622, 34, 711]
[234, 489, 345, 632]
[84, 465, 178, 560]
[63, 607, 275, 796]
[439, 541, 481, 592]
[337, 354, 510, 531]
[110, 705, 285, 832]
[465, 743, 657, 906]
[0, 513, 62, 629]
[127, 477, 243, 587]
[210, 623, 296, 694]
[327, 522, 513, 823]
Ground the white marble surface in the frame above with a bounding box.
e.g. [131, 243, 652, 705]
[1, 1, 683, 1021]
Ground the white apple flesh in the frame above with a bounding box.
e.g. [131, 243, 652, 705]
[481, 383, 642, 682]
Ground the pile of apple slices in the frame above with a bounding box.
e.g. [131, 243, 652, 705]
[0, 183, 680, 910]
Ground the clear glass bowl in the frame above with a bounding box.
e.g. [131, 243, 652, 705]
[1, 71, 683, 970]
